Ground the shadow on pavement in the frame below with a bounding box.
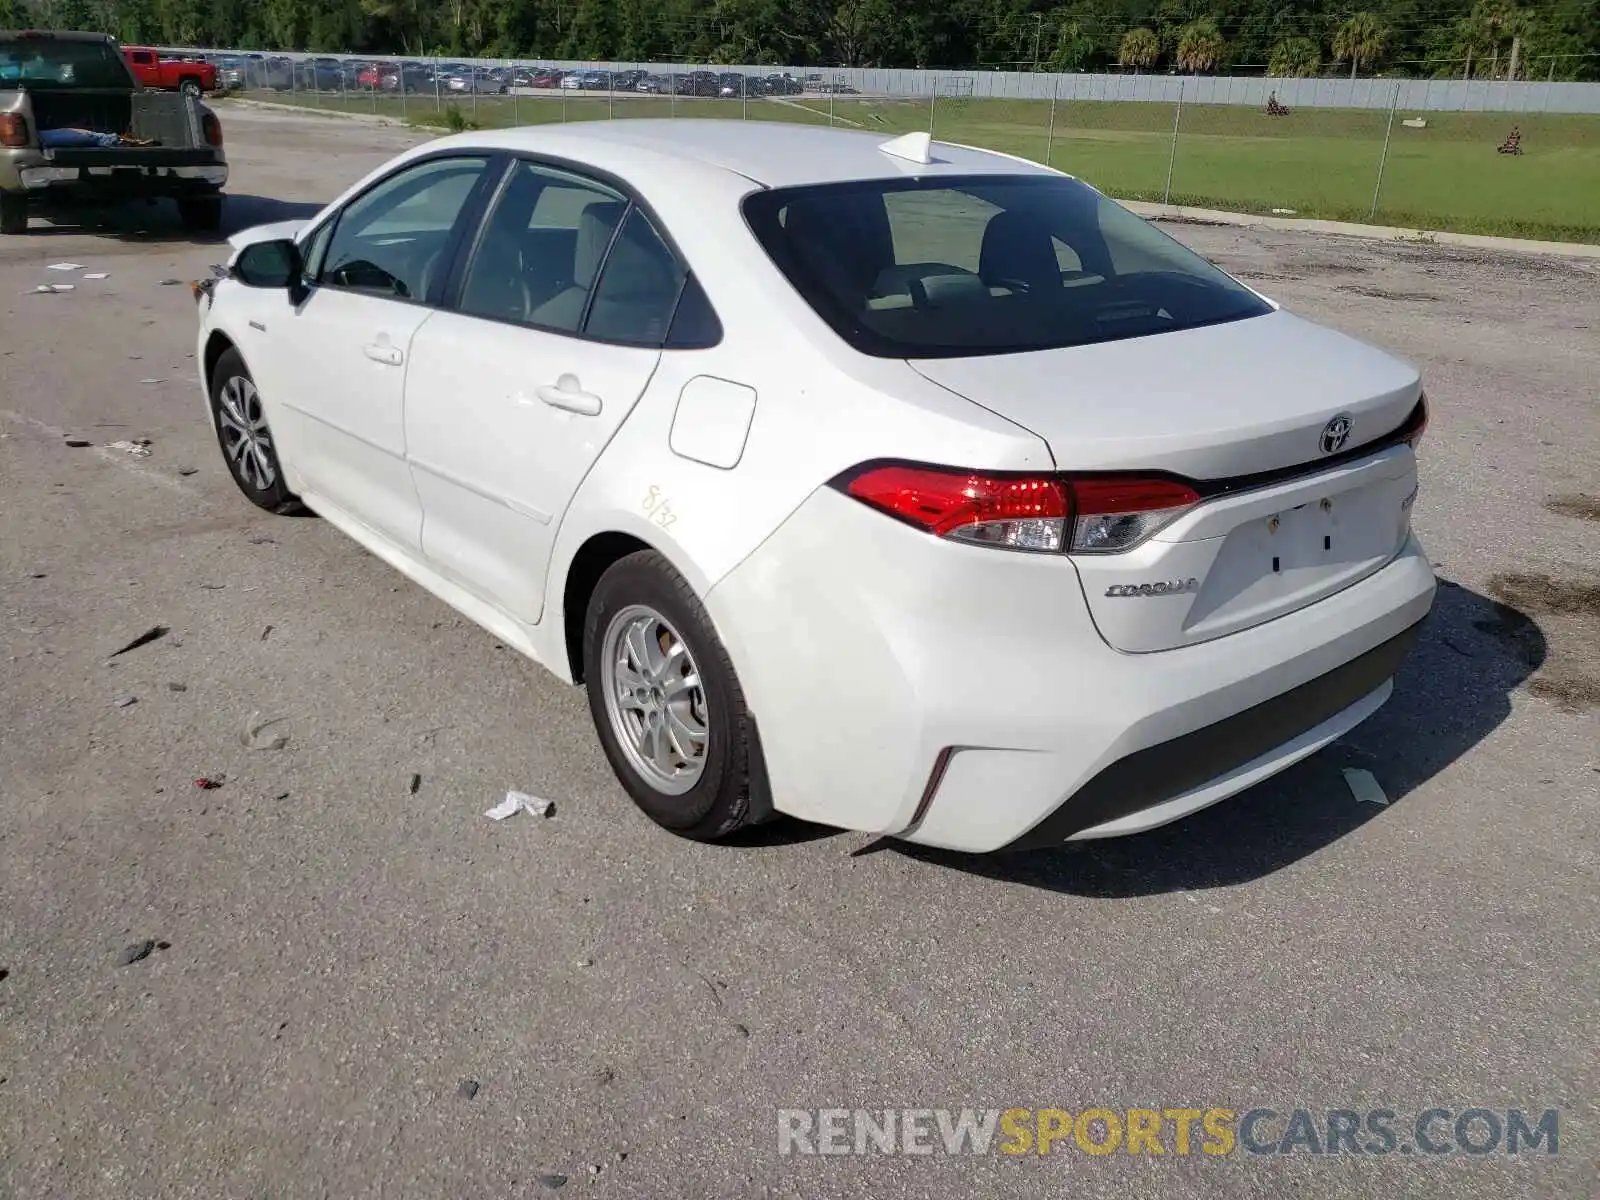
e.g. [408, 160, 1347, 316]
[886, 579, 1544, 896]
[25, 194, 323, 243]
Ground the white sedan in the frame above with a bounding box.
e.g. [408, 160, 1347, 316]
[193, 120, 1435, 853]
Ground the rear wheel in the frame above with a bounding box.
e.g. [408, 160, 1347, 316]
[178, 194, 223, 233]
[0, 191, 27, 235]
[584, 551, 765, 840]
[209, 347, 305, 515]
[180, 78, 203, 98]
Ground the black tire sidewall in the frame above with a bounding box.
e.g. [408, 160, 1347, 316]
[209, 347, 295, 512]
[584, 552, 750, 839]
[0, 193, 26, 235]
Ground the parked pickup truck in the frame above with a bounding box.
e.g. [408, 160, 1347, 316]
[123, 46, 216, 97]
[0, 30, 228, 234]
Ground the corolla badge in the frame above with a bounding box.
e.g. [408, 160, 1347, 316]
[1105, 578, 1200, 598]
[1320, 413, 1355, 455]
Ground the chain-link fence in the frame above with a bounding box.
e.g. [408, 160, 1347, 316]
[187, 51, 1598, 242]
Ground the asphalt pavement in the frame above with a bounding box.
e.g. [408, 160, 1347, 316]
[0, 105, 1596, 1199]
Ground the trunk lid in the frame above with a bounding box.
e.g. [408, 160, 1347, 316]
[909, 310, 1423, 652]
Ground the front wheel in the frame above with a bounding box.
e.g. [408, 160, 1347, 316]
[584, 551, 766, 840]
[209, 347, 305, 515]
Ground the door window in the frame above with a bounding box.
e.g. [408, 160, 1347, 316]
[319, 155, 493, 304]
[458, 160, 628, 333]
[584, 208, 687, 345]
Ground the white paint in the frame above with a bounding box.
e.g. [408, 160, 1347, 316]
[668, 376, 756, 470]
[195, 120, 1437, 851]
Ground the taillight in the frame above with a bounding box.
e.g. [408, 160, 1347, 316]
[842, 465, 1070, 552]
[835, 465, 1199, 554]
[1068, 476, 1200, 552]
[0, 113, 29, 148]
[201, 112, 223, 146]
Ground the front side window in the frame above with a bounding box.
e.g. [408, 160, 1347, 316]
[320, 155, 493, 303]
[742, 174, 1271, 358]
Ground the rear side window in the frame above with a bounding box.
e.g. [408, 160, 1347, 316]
[585, 208, 686, 345]
[742, 174, 1271, 358]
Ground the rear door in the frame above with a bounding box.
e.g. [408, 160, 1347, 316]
[404, 159, 687, 624]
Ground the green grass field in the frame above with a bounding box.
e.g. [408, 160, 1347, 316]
[235, 89, 1600, 243]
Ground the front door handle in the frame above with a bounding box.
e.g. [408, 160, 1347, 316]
[536, 375, 602, 416]
[363, 341, 403, 366]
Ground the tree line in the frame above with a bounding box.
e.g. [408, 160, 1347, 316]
[5, 0, 1596, 79]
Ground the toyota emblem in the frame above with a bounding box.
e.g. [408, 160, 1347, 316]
[1319, 413, 1354, 455]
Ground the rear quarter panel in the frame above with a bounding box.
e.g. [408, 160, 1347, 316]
[532, 153, 1053, 680]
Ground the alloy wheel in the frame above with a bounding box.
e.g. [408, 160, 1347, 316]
[216, 374, 277, 491]
[600, 604, 710, 795]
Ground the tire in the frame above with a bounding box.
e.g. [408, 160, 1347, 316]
[178, 194, 223, 233]
[180, 78, 202, 98]
[584, 550, 766, 840]
[0, 191, 26, 235]
[209, 347, 305, 515]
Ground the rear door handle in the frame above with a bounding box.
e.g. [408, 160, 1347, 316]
[363, 342, 403, 366]
[535, 378, 602, 416]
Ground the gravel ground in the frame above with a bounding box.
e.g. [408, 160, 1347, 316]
[0, 107, 1596, 1200]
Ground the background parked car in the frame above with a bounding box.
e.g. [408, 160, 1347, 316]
[294, 57, 344, 91]
[122, 46, 216, 96]
[446, 68, 507, 95]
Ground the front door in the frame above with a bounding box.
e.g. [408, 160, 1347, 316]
[404, 161, 688, 623]
[267, 153, 499, 552]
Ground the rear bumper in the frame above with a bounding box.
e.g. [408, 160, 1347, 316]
[1000, 620, 1420, 848]
[12, 162, 226, 200]
[705, 487, 1436, 853]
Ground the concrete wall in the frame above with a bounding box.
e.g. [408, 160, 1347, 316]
[177, 48, 1600, 114]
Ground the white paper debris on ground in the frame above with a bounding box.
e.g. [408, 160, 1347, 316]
[485, 790, 554, 821]
[1342, 767, 1389, 807]
[1271, 208, 1298, 215]
[47, 262, 84, 271]
[30, 283, 75, 293]
[138, 378, 165, 385]
[107, 440, 152, 458]
[83, 272, 109, 280]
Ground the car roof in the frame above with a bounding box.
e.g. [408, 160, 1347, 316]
[447, 119, 1064, 190]
[2, 29, 118, 42]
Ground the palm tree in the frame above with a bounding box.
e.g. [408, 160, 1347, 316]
[1118, 27, 1160, 73]
[1268, 36, 1322, 77]
[1461, 0, 1536, 77]
[1332, 12, 1389, 79]
[1175, 19, 1225, 74]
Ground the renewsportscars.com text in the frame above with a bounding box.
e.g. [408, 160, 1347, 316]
[778, 1106, 1559, 1157]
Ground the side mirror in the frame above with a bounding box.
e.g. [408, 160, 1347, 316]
[232, 238, 302, 291]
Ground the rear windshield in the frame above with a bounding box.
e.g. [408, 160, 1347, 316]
[0, 37, 131, 89]
[741, 174, 1272, 358]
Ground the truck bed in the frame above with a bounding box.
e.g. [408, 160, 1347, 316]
[27, 87, 204, 149]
